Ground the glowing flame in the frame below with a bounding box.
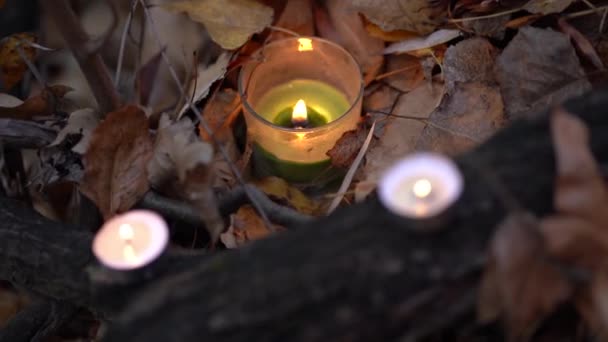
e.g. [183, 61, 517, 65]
[292, 99, 308, 124]
[119, 223, 135, 241]
[118, 223, 138, 263]
[298, 38, 313, 51]
[412, 178, 432, 199]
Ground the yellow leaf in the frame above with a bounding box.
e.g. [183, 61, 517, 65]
[220, 205, 276, 248]
[0, 33, 37, 90]
[254, 177, 318, 215]
[363, 17, 419, 42]
[162, 0, 273, 50]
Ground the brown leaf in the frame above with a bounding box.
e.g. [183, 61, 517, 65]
[268, 0, 314, 41]
[496, 26, 591, 119]
[558, 18, 605, 71]
[363, 17, 420, 42]
[0, 85, 72, 120]
[361, 82, 444, 185]
[462, 13, 510, 39]
[254, 176, 318, 215]
[0, 33, 37, 90]
[479, 213, 572, 338]
[81, 105, 153, 219]
[315, 0, 384, 84]
[220, 205, 278, 248]
[162, 0, 274, 50]
[416, 82, 505, 155]
[381, 54, 424, 92]
[326, 126, 368, 169]
[443, 38, 498, 94]
[351, 0, 448, 35]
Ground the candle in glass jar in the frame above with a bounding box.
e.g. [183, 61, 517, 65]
[239, 37, 363, 185]
[378, 153, 464, 219]
[92, 210, 169, 270]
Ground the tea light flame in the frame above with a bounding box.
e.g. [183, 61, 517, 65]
[298, 38, 313, 51]
[119, 223, 135, 241]
[292, 99, 308, 127]
[413, 178, 432, 199]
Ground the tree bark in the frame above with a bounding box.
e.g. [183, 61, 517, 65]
[0, 89, 608, 341]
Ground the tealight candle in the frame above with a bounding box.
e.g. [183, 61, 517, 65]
[378, 153, 464, 219]
[92, 210, 169, 271]
[239, 37, 363, 185]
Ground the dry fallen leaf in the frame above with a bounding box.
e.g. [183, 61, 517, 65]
[147, 114, 222, 243]
[316, 0, 384, 84]
[523, 0, 574, 14]
[381, 54, 424, 92]
[557, 18, 605, 71]
[326, 125, 368, 169]
[81, 105, 153, 219]
[363, 17, 420, 42]
[362, 82, 445, 185]
[416, 82, 505, 155]
[539, 109, 608, 334]
[0, 85, 72, 120]
[478, 213, 572, 339]
[162, 0, 273, 50]
[351, 0, 448, 35]
[496, 26, 591, 119]
[177, 53, 231, 118]
[199, 89, 241, 189]
[384, 29, 461, 55]
[0, 33, 37, 90]
[220, 205, 277, 249]
[443, 38, 498, 94]
[268, 0, 314, 41]
[50, 108, 99, 154]
[254, 177, 318, 215]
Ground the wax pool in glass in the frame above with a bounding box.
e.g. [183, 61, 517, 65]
[239, 37, 363, 185]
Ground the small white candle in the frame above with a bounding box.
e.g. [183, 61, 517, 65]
[92, 210, 169, 270]
[379, 153, 463, 219]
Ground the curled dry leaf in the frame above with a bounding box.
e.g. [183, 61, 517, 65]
[147, 114, 223, 244]
[539, 108, 608, 334]
[363, 17, 420, 42]
[220, 205, 279, 249]
[0, 32, 37, 90]
[351, 0, 448, 35]
[162, 0, 274, 50]
[316, 0, 384, 84]
[0, 85, 72, 120]
[326, 125, 368, 169]
[557, 18, 605, 71]
[80, 105, 153, 219]
[50, 108, 99, 154]
[384, 29, 461, 55]
[177, 53, 231, 119]
[478, 212, 572, 338]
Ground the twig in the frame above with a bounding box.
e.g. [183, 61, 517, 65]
[139, 187, 313, 228]
[563, 4, 608, 19]
[115, 0, 139, 88]
[15, 45, 46, 87]
[41, 0, 122, 115]
[327, 121, 376, 214]
[139, 0, 272, 230]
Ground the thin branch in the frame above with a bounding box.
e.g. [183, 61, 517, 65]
[138, 0, 272, 230]
[115, 0, 139, 88]
[41, 0, 122, 115]
[139, 187, 313, 228]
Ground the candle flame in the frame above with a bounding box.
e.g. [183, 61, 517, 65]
[413, 178, 432, 199]
[298, 38, 313, 51]
[292, 99, 308, 124]
[119, 223, 135, 241]
[123, 243, 138, 264]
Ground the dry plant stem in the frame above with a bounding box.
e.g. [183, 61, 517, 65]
[115, 0, 139, 88]
[327, 121, 376, 214]
[41, 0, 121, 115]
[139, 0, 272, 229]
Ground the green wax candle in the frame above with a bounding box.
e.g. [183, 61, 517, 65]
[251, 79, 351, 184]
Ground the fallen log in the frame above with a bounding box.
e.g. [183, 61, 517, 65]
[0, 89, 606, 341]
